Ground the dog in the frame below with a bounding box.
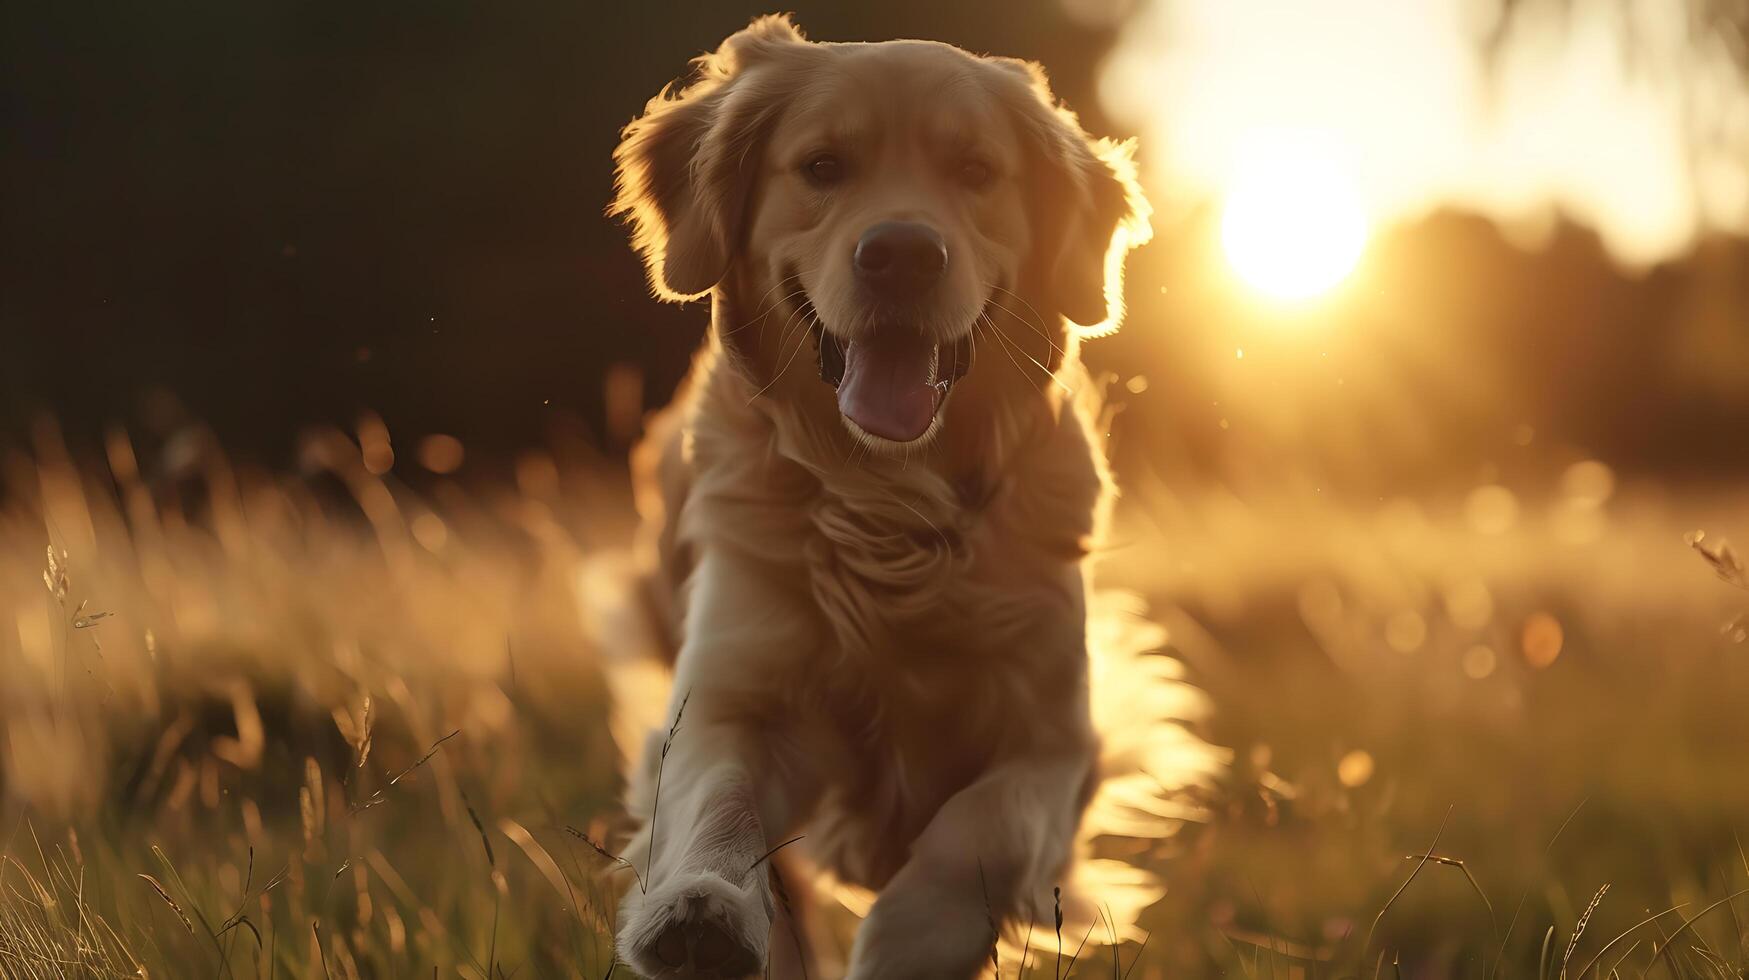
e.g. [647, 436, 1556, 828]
[605, 15, 1190, 979]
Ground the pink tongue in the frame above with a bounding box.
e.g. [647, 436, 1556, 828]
[837, 334, 940, 442]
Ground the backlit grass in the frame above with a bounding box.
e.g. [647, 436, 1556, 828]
[3, 416, 1746, 978]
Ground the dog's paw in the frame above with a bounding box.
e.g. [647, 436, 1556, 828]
[617, 870, 769, 979]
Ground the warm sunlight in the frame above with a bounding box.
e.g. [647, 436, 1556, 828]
[1219, 131, 1369, 300]
[10, 1, 1749, 976]
[1100, 0, 1749, 267]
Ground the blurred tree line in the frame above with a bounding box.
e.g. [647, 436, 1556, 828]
[0, 0, 1115, 473]
[1, 0, 1745, 495]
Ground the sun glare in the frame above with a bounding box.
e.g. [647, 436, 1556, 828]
[1220, 132, 1369, 301]
[1101, 0, 1743, 267]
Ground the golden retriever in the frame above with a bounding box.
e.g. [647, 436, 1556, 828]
[606, 15, 1168, 979]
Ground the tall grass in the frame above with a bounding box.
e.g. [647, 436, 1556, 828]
[3, 415, 1748, 977]
[2, 419, 628, 977]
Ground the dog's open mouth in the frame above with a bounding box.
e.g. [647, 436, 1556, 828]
[809, 308, 972, 444]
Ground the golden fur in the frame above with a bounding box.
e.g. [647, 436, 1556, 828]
[599, 16, 1211, 979]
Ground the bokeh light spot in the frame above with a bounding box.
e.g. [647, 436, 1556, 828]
[1560, 460, 1616, 507]
[1461, 644, 1498, 679]
[1385, 610, 1427, 653]
[1465, 484, 1519, 535]
[1443, 578, 1495, 631]
[358, 413, 394, 476]
[418, 434, 466, 474]
[1522, 612, 1565, 668]
[411, 513, 449, 552]
[1337, 749, 1375, 788]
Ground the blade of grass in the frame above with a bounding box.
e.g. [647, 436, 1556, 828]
[1559, 884, 1609, 979]
[1364, 806, 1453, 959]
[1645, 889, 1749, 978]
[1572, 904, 1689, 979]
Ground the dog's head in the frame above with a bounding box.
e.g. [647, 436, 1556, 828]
[613, 16, 1148, 452]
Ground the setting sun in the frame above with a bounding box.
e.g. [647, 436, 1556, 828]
[1220, 131, 1369, 300]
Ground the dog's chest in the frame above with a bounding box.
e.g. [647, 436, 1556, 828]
[797, 476, 1087, 700]
[793, 562, 1090, 887]
[806, 522, 1083, 745]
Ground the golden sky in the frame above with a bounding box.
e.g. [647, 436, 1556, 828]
[1099, 0, 1749, 269]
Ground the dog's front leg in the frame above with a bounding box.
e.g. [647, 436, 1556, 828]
[616, 551, 821, 979]
[845, 751, 1095, 980]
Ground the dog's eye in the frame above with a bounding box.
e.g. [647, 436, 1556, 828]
[804, 153, 844, 185]
[958, 159, 993, 189]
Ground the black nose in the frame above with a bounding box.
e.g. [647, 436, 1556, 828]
[854, 221, 947, 299]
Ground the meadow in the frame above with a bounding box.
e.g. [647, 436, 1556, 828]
[2, 415, 1746, 979]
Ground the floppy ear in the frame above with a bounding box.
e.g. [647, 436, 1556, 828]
[610, 15, 808, 301]
[1050, 138, 1150, 334]
[995, 59, 1152, 334]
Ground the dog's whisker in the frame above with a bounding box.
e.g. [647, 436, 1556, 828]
[732, 274, 805, 338]
[982, 294, 1067, 368]
[757, 286, 811, 348]
[769, 302, 810, 359]
[985, 298, 1063, 361]
[984, 283, 1065, 358]
[973, 314, 1019, 390]
[978, 313, 1046, 393]
[749, 308, 822, 405]
[980, 312, 1071, 395]
[745, 302, 811, 402]
[754, 288, 809, 346]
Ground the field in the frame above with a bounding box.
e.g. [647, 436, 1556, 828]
[3, 419, 1748, 979]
